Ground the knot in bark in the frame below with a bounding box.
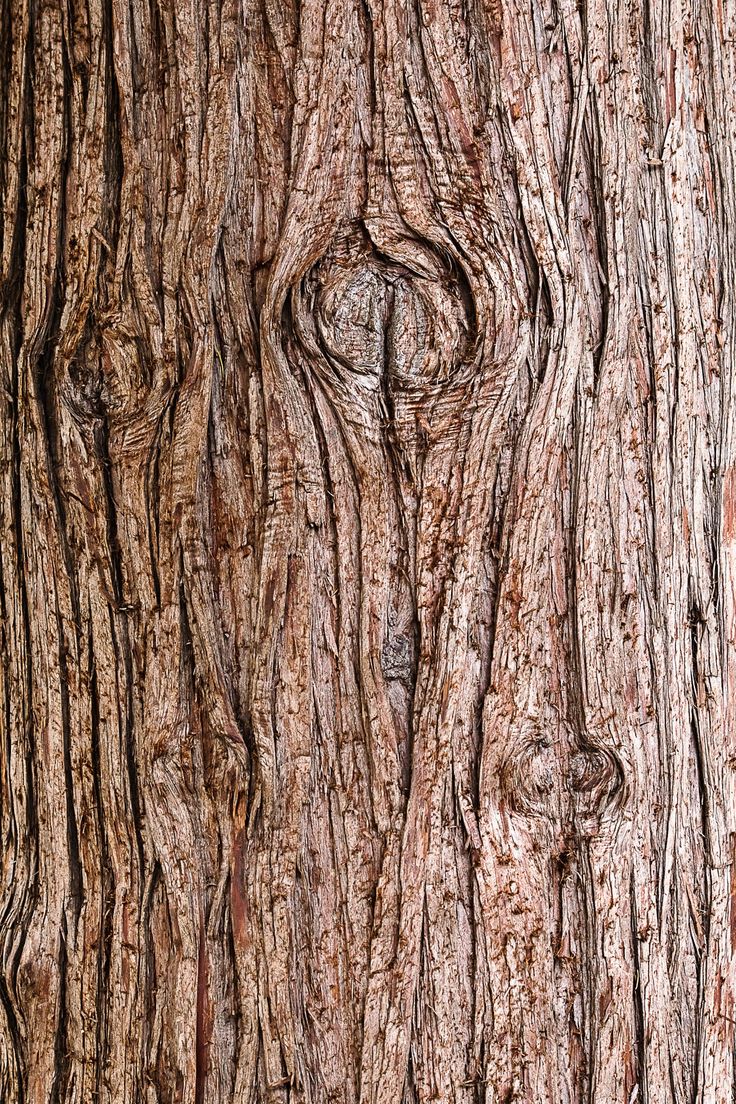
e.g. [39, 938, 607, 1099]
[569, 746, 625, 828]
[299, 228, 477, 396]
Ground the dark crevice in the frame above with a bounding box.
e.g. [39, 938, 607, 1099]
[577, 839, 596, 1104]
[688, 601, 712, 953]
[179, 560, 196, 704]
[7, 237, 40, 1038]
[591, 277, 609, 394]
[57, 605, 83, 930]
[107, 594, 146, 902]
[0, 969, 23, 1104]
[145, 418, 163, 609]
[630, 874, 647, 1104]
[140, 860, 162, 1088]
[101, 0, 124, 269]
[0, 0, 16, 275]
[89, 628, 114, 1099]
[1, 31, 39, 1099]
[30, 28, 84, 634]
[358, 0, 376, 120]
[49, 913, 70, 1104]
[567, 386, 587, 746]
[194, 924, 209, 1104]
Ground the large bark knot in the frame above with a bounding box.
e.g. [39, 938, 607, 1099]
[501, 726, 625, 829]
[292, 228, 478, 400]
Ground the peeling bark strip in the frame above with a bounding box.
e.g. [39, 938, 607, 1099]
[0, 0, 735, 1096]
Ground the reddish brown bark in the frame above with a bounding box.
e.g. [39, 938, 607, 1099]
[1, 0, 735, 1099]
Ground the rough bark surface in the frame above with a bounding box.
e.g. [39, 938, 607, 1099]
[1, 0, 736, 1098]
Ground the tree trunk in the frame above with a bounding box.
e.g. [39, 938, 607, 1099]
[1, 0, 735, 1097]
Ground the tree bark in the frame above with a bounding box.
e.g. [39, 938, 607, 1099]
[1, 0, 735, 1098]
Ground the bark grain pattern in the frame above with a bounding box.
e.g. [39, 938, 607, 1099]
[0, 0, 735, 1098]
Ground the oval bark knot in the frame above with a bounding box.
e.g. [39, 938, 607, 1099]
[501, 728, 625, 826]
[501, 730, 562, 818]
[292, 228, 478, 398]
[568, 746, 626, 826]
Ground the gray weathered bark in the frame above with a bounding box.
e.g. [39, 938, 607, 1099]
[1, 0, 736, 1098]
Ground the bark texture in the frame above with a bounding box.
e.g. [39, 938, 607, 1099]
[1, 0, 736, 1098]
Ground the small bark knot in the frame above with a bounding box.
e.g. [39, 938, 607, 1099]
[569, 746, 625, 824]
[381, 633, 413, 685]
[502, 731, 561, 818]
